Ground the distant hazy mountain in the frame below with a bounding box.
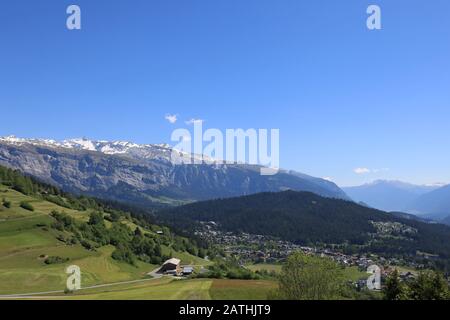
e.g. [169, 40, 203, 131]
[389, 211, 434, 223]
[406, 184, 450, 220]
[0, 136, 349, 207]
[343, 180, 440, 212]
[442, 216, 450, 226]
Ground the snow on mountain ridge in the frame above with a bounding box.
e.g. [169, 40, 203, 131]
[0, 135, 170, 154]
[0, 136, 211, 163]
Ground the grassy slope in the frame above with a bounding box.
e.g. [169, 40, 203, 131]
[247, 263, 283, 273]
[0, 185, 208, 295]
[7, 278, 277, 300]
[342, 266, 370, 282]
[65, 279, 214, 300]
[66, 279, 277, 300]
[209, 279, 278, 300]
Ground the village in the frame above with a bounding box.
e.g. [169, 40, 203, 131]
[151, 221, 450, 290]
[193, 221, 439, 285]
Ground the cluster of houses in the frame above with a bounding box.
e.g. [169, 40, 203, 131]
[370, 221, 418, 238]
[196, 224, 303, 263]
[195, 221, 429, 275]
[159, 258, 194, 277]
[156, 223, 450, 289]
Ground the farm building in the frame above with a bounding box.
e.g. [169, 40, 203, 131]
[160, 258, 182, 275]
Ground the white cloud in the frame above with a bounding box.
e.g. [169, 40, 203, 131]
[322, 177, 334, 182]
[354, 167, 371, 174]
[353, 167, 390, 175]
[372, 168, 390, 173]
[165, 114, 178, 124]
[185, 118, 204, 125]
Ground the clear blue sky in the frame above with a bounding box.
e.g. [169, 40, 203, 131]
[1, 0, 449, 186]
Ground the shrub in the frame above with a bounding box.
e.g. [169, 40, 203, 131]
[80, 240, 96, 251]
[44, 195, 72, 209]
[2, 198, 11, 208]
[44, 256, 69, 265]
[20, 201, 34, 211]
[112, 244, 136, 265]
[89, 211, 104, 226]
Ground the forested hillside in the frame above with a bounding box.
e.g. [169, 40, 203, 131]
[159, 191, 450, 267]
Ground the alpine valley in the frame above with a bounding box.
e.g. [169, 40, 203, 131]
[1, 136, 450, 300]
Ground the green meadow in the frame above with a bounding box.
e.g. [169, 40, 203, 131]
[0, 185, 209, 296]
[246, 263, 283, 274]
[5, 278, 277, 300]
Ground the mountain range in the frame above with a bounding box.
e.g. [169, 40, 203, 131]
[0, 136, 348, 207]
[2, 136, 449, 223]
[405, 185, 450, 221]
[343, 180, 440, 212]
[343, 180, 450, 222]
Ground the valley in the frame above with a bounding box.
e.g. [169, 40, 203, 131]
[1, 162, 449, 300]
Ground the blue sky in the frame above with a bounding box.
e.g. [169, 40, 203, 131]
[1, 0, 449, 186]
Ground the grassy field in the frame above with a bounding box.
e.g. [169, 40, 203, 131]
[3, 278, 277, 300]
[209, 279, 278, 300]
[246, 263, 283, 274]
[342, 266, 369, 282]
[0, 185, 209, 296]
[65, 279, 213, 300]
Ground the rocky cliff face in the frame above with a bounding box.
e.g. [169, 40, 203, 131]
[0, 136, 349, 207]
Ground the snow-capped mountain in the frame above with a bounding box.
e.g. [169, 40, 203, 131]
[0, 135, 172, 158]
[0, 135, 349, 207]
[0, 135, 206, 164]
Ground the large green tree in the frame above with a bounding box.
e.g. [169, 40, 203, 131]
[383, 269, 405, 300]
[274, 252, 345, 300]
[384, 270, 449, 300]
[408, 271, 449, 300]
